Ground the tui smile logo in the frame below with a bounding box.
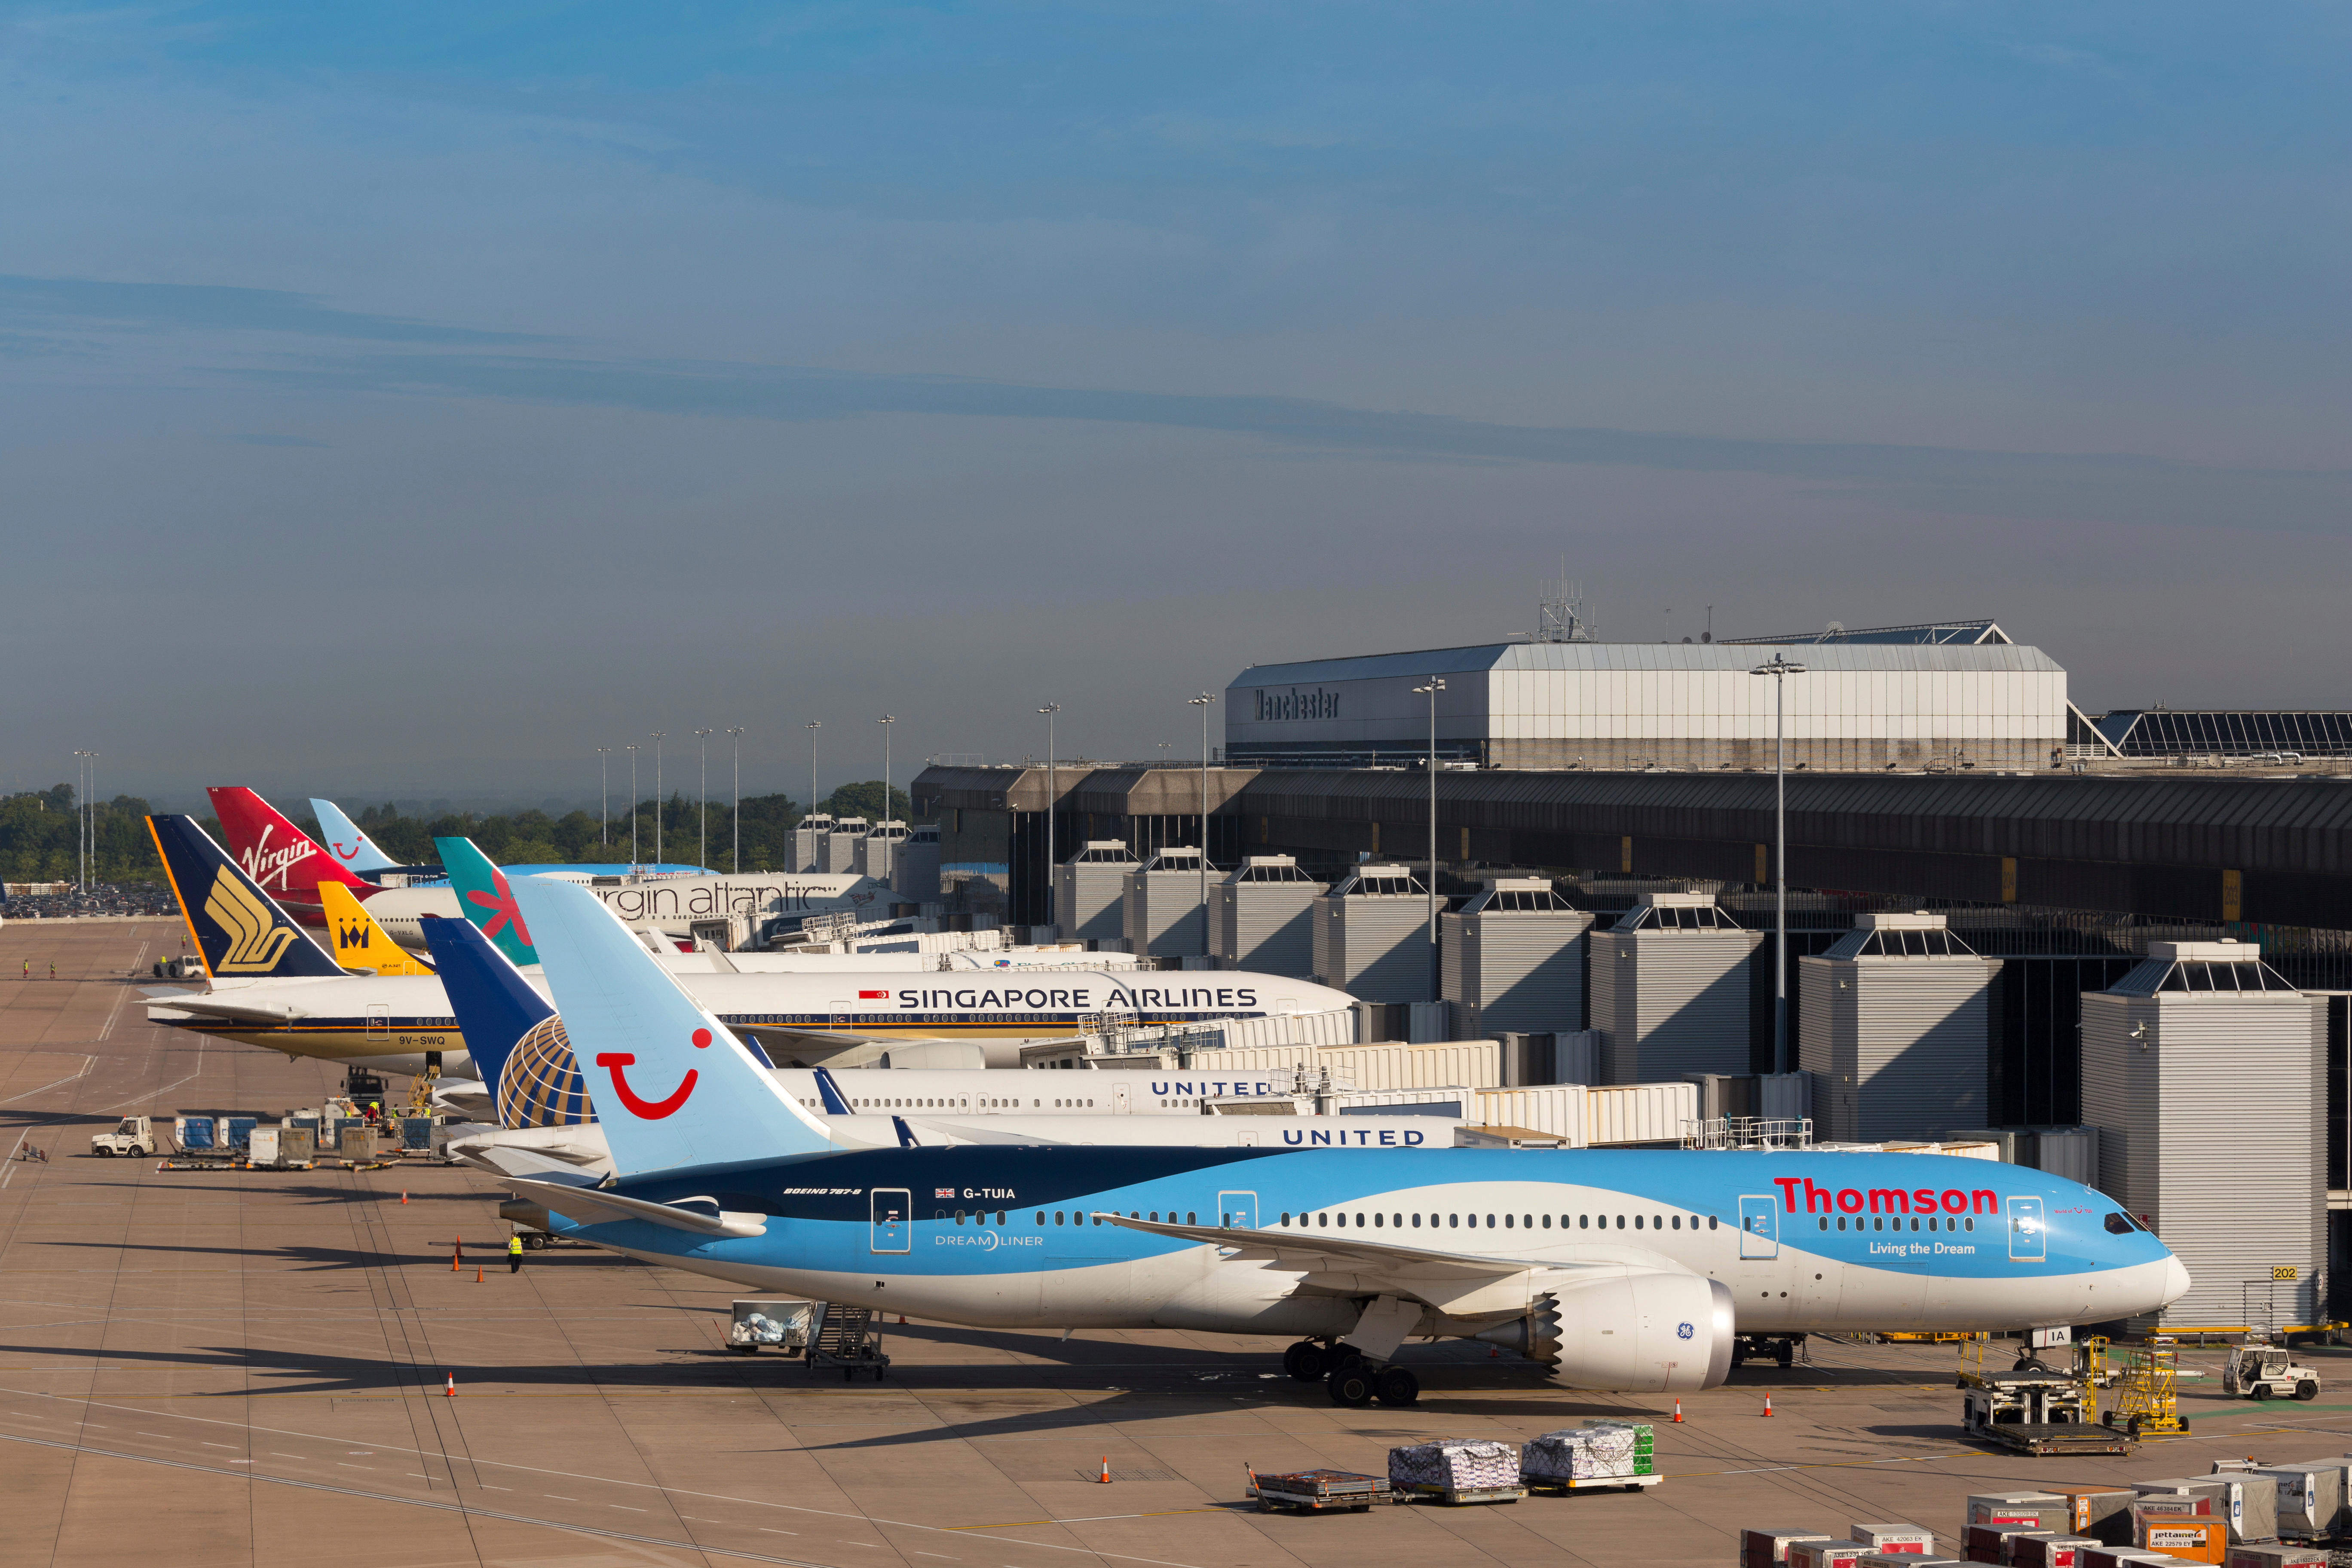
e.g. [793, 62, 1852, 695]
[594, 1027, 713, 1120]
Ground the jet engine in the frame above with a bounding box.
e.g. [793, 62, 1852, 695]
[1474, 1270, 1735, 1392]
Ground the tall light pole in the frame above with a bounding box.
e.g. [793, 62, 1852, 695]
[1188, 692, 1216, 955]
[805, 721, 821, 816]
[877, 715, 897, 883]
[651, 732, 666, 864]
[73, 750, 93, 891]
[1038, 704, 1060, 926]
[1750, 653, 1808, 1074]
[694, 728, 712, 871]
[596, 747, 612, 846]
[1412, 680, 1446, 954]
[625, 744, 640, 867]
[726, 727, 744, 873]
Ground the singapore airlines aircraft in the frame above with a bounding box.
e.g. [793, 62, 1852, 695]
[498, 877, 2191, 1406]
[144, 815, 1351, 1077]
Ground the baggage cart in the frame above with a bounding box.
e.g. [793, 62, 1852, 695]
[1396, 1480, 1527, 1506]
[1250, 1467, 1393, 1513]
[726, 1299, 812, 1354]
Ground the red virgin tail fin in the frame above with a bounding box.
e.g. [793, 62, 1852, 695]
[205, 786, 372, 916]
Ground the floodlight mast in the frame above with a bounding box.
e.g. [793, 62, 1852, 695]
[1749, 652, 1807, 1074]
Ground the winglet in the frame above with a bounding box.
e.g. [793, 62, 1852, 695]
[435, 836, 538, 966]
[509, 877, 836, 1175]
[309, 798, 399, 875]
[812, 1066, 855, 1116]
[147, 815, 346, 980]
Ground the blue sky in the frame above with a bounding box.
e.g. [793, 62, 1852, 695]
[3, 3, 2346, 807]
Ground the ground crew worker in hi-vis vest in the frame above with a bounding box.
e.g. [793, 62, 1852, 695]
[508, 1235, 524, 1274]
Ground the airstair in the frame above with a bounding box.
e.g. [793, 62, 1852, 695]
[805, 1303, 891, 1381]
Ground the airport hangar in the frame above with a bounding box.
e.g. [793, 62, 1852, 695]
[913, 618, 2352, 1151]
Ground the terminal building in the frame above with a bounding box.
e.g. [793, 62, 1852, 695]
[1222, 620, 2076, 773]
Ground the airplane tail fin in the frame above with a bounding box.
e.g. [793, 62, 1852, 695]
[318, 881, 434, 976]
[509, 877, 834, 1174]
[435, 836, 539, 966]
[148, 815, 346, 980]
[309, 798, 399, 875]
[205, 787, 370, 906]
[418, 916, 592, 1129]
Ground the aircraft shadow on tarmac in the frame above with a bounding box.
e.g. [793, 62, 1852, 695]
[42, 1239, 633, 1273]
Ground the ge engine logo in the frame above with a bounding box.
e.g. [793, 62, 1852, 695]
[1675, 1321, 1694, 1340]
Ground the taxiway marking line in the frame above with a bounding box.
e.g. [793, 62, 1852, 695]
[0, 1384, 1219, 1568]
[0, 1429, 834, 1568]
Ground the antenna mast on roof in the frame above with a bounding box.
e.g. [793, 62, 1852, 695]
[1537, 566, 1595, 643]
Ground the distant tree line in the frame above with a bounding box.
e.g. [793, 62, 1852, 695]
[0, 786, 164, 882]
[0, 779, 919, 885]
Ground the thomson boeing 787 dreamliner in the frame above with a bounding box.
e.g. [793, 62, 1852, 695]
[498, 877, 2192, 1405]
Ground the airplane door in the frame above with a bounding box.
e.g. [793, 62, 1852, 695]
[1737, 1196, 1779, 1260]
[365, 1004, 389, 1038]
[870, 1188, 910, 1253]
[1113, 1084, 1130, 1115]
[1217, 1191, 1258, 1230]
[2008, 1196, 2046, 1262]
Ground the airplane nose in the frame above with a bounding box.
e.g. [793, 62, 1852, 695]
[2161, 1253, 2191, 1306]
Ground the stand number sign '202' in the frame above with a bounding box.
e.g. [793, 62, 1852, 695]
[594, 1029, 711, 1119]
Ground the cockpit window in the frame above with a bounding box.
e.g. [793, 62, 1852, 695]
[2104, 1213, 2136, 1235]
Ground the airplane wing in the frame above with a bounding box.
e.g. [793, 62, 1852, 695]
[144, 995, 307, 1025]
[505, 1176, 766, 1239]
[1097, 1213, 1693, 1312]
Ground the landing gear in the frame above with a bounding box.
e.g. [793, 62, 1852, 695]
[1374, 1366, 1420, 1407]
[1283, 1341, 1330, 1381]
[1730, 1334, 1801, 1370]
[1325, 1358, 1376, 1407]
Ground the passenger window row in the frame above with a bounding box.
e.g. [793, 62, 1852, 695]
[1275, 1211, 1721, 1233]
[1818, 1215, 1973, 1231]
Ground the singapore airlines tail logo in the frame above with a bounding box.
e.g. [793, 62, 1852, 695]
[206, 869, 297, 971]
[594, 1027, 712, 1120]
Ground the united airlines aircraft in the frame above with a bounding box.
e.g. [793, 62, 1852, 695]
[499, 877, 2192, 1404]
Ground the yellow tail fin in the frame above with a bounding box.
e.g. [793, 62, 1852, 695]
[318, 881, 435, 976]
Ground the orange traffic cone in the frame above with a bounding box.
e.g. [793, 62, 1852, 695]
[444, 1375, 455, 1396]
[401, 1191, 408, 1205]
[475, 1263, 484, 1283]
[1672, 1399, 1683, 1423]
[450, 1246, 460, 1272]
[1761, 1395, 1773, 1418]
[1099, 1457, 1112, 1484]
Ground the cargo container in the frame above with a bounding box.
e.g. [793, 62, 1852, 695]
[1791, 1544, 1878, 1568]
[2038, 1488, 2139, 1545]
[1798, 913, 1999, 1141]
[1744, 1531, 1835, 1568]
[2135, 1478, 2276, 1545]
[2222, 1546, 2328, 1568]
[2012, 1537, 2095, 1568]
[2254, 1461, 2349, 1537]
[1852, 1525, 1936, 1554]
[2132, 1516, 2225, 1564]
